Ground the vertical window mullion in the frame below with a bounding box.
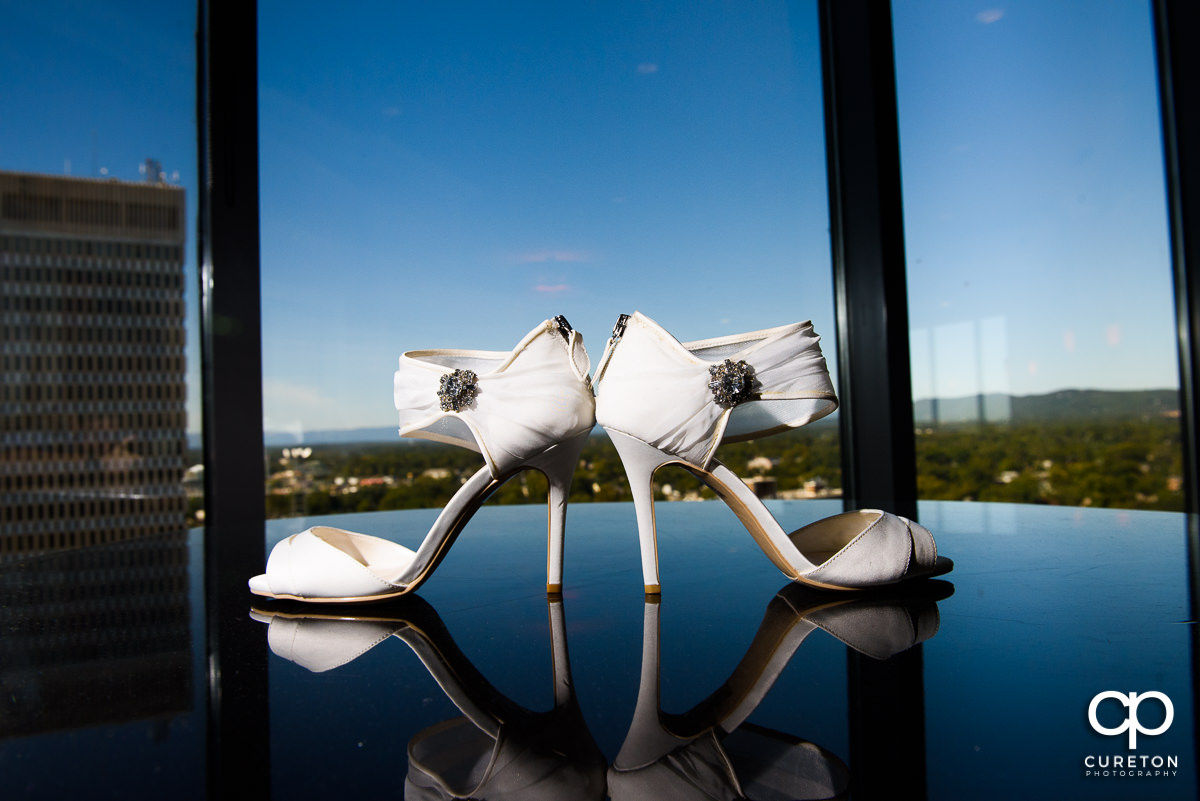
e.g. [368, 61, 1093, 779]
[198, 0, 268, 796]
[820, 0, 917, 519]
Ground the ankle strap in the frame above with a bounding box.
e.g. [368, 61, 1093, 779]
[393, 319, 595, 477]
[596, 312, 837, 468]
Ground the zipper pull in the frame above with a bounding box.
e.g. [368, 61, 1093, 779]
[553, 315, 573, 342]
[609, 313, 630, 346]
[593, 313, 631, 385]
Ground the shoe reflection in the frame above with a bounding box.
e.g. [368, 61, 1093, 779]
[250, 596, 607, 800]
[250, 580, 950, 801]
[608, 582, 951, 801]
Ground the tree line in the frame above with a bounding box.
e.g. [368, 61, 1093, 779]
[251, 416, 1183, 519]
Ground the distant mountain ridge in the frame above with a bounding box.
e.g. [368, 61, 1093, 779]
[913, 388, 1178, 425]
[188, 426, 400, 449]
[263, 426, 399, 446]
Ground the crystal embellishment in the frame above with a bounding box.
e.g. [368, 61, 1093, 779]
[438, 369, 478, 412]
[708, 359, 755, 408]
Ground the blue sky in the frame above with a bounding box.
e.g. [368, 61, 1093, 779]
[255, 0, 833, 436]
[894, 1, 1175, 404]
[0, 0, 1179, 436]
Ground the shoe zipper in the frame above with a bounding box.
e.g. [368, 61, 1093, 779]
[609, 313, 630, 346]
[554, 314, 594, 388]
[553, 314, 573, 342]
[593, 313, 630, 384]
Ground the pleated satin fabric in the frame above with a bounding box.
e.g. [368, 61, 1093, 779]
[393, 319, 595, 477]
[595, 311, 837, 469]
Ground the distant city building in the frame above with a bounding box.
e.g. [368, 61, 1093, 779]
[0, 169, 187, 558]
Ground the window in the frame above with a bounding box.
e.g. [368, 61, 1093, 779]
[0, 1, 204, 784]
[257, 0, 840, 518]
[893, 0, 1182, 509]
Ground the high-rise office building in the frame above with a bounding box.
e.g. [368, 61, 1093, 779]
[0, 169, 188, 558]
[0, 170, 193, 739]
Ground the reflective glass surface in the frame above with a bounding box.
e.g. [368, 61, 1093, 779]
[2, 500, 1196, 799]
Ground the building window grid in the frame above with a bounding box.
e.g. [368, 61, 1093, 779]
[1, 173, 188, 560]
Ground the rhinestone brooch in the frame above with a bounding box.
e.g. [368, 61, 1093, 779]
[708, 359, 756, 408]
[438, 369, 478, 412]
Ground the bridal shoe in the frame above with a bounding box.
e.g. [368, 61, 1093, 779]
[251, 597, 607, 800]
[594, 311, 952, 592]
[249, 317, 595, 602]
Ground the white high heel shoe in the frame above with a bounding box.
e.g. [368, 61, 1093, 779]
[594, 311, 952, 592]
[249, 317, 595, 602]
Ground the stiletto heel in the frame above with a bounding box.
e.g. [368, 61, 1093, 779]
[595, 312, 952, 592]
[606, 428, 672, 593]
[528, 429, 591, 593]
[249, 317, 595, 603]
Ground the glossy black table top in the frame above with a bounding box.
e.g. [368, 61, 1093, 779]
[1, 500, 1196, 799]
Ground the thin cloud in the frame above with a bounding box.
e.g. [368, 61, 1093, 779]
[637, 63, 659, 74]
[977, 8, 1004, 24]
[535, 284, 571, 294]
